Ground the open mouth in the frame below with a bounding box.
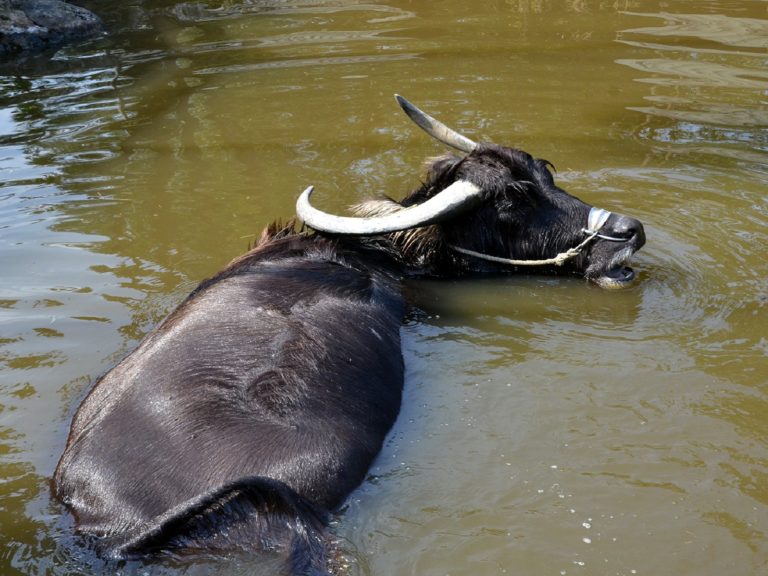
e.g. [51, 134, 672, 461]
[588, 245, 638, 289]
[594, 264, 636, 289]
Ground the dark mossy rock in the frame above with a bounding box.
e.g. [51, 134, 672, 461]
[0, 0, 104, 58]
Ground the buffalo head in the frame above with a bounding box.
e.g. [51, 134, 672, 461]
[297, 96, 645, 289]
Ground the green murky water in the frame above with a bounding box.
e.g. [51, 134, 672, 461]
[1, 1, 766, 574]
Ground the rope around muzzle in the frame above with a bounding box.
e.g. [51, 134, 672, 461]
[449, 207, 622, 268]
[449, 232, 599, 267]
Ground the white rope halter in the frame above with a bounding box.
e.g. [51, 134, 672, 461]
[450, 207, 626, 267]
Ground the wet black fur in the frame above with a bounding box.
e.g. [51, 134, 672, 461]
[54, 230, 406, 574]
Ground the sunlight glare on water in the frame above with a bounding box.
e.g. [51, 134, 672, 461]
[0, 1, 766, 575]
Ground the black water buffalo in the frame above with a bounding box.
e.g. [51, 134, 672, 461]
[53, 96, 645, 574]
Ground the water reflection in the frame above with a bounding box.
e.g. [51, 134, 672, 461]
[622, 12, 768, 49]
[617, 10, 768, 162]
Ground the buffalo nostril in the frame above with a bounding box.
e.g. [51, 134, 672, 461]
[611, 216, 645, 244]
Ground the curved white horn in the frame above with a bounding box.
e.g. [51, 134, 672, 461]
[395, 94, 478, 153]
[296, 181, 483, 235]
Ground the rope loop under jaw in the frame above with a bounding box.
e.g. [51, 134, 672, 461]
[448, 206, 620, 268]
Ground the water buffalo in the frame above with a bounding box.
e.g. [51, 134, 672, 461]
[53, 96, 645, 574]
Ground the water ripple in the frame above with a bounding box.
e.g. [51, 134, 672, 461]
[617, 58, 768, 90]
[617, 11, 768, 166]
[621, 12, 768, 50]
[196, 52, 418, 75]
[169, 1, 416, 24]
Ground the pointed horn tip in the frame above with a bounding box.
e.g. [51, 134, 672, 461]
[296, 185, 314, 217]
[391, 94, 478, 154]
[394, 93, 414, 112]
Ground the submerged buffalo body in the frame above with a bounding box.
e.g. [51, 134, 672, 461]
[53, 97, 645, 573]
[54, 231, 404, 572]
